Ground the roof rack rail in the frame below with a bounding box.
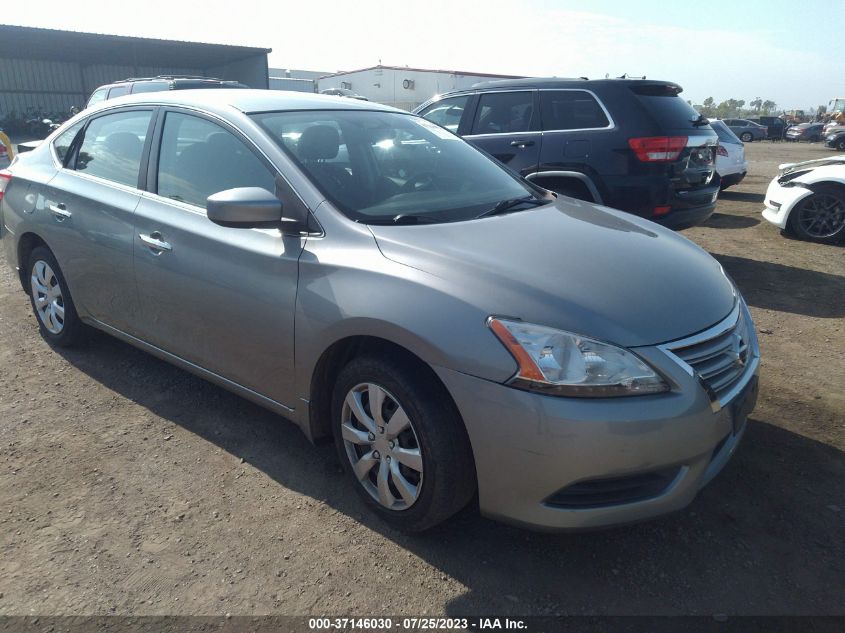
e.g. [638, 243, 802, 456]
[118, 74, 224, 82]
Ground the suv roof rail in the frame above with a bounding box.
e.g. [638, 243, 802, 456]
[471, 76, 589, 89]
[117, 75, 227, 83]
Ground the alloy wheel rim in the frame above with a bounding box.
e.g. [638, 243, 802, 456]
[31, 260, 65, 334]
[341, 382, 423, 511]
[797, 194, 845, 238]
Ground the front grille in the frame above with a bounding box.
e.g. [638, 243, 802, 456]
[663, 303, 756, 405]
[545, 467, 681, 509]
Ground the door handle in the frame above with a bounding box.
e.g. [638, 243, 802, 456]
[509, 139, 535, 148]
[139, 232, 172, 253]
[48, 203, 72, 220]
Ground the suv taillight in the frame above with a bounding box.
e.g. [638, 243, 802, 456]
[628, 136, 688, 162]
[0, 170, 12, 202]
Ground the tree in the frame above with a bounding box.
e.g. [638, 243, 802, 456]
[751, 97, 763, 112]
[762, 100, 776, 114]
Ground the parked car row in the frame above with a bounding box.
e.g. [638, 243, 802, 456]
[0, 88, 760, 532]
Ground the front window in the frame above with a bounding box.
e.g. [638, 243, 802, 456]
[86, 88, 108, 108]
[252, 110, 542, 224]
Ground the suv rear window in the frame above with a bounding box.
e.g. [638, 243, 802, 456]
[631, 84, 703, 129]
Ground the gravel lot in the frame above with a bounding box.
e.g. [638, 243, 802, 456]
[0, 141, 843, 617]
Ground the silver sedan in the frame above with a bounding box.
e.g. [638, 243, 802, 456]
[0, 90, 759, 531]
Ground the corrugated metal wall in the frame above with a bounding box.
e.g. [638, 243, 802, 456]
[0, 57, 205, 118]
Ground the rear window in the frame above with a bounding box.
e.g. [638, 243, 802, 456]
[540, 90, 609, 130]
[710, 121, 742, 144]
[631, 84, 703, 128]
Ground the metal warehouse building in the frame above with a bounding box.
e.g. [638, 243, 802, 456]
[0, 24, 270, 118]
[318, 65, 524, 111]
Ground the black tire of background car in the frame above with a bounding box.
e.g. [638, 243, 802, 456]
[789, 185, 845, 245]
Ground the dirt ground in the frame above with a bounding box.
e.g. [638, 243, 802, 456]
[0, 141, 843, 617]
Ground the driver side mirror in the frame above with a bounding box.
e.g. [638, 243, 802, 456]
[207, 187, 283, 229]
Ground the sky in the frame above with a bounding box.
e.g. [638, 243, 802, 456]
[4, 0, 844, 110]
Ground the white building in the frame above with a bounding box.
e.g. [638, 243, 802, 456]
[317, 65, 523, 111]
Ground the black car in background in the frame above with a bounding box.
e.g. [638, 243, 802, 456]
[85, 76, 248, 109]
[747, 116, 786, 140]
[415, 78, 719, 229]
[785, 123, 824, 142]
[824, 129, 845, 151]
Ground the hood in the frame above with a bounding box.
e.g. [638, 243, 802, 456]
[369, 197, 736, 348]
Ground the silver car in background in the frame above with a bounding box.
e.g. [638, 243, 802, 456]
[0, 90, 759, 532]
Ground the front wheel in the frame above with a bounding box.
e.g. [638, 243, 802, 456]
[27, 246, 87, 346]
[332, 354, 476, 532]
[789, 185, 845, 244]
[740, 132, 753, 142]
[837, 138, 845, 151]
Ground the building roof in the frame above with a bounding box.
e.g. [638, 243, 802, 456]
[0, 24, 271, 67]
[319, 64, 524, 80]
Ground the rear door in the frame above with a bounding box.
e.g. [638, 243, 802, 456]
[40, 108, 155, 330]
[463, 90, 541, 176]
[132, 108, 303, 408]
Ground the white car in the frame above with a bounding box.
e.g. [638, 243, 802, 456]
[762, 156, 845, 243]
[709, 120, 748, 190]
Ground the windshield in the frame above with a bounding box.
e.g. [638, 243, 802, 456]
[251, 110, 540, 224]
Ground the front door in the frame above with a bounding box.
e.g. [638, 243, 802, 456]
[463, 90, 541, 177]
[131, 109, 303, 408]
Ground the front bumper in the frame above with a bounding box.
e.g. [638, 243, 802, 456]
[761, 179, 812, 229]
[435, 309, 759, 531]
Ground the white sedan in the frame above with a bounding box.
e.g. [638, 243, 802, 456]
[762, 156, 845, 243]
[709, 120, 748, 189]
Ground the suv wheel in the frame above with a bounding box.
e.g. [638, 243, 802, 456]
[27, 246, 87, 346]
[790, 185, 845, 244]
[332, 354, 476, 532]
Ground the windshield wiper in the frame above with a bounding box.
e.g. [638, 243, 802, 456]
[691, 114, 710, 127]
[475, 195, 549, 219]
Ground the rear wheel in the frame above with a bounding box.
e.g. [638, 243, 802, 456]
[27, 246, 86, 346]
[740, 132, 753, 142]
[332, 354, 476, 532]
[837, 138, 845, 151]
[789, 185, 845, 244]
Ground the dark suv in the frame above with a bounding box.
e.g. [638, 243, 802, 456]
[85, 76, 248, 109]
[414, 78, 719, 229]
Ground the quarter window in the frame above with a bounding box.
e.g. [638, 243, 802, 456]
[53, 120, 85, 164]
[417, 95, 470, 133]
[156, 112, 276, 208]
[471, 91, 535, 135]
[540, 91, 609, 130]
[74, 110, 153, 187]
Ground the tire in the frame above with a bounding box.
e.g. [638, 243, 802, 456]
[331, 354, 476, 532]
[740, 132, 753, 142]
[837, 138, 845, 151]
[26, 246, 87, 346]
[788, 185, 845, 244]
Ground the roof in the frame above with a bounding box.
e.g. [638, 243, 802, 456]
[469, 77, 680, 90]
[319, 64, 525, 80]
[0, 24, 270, 67]
[95, 88, 402, 114]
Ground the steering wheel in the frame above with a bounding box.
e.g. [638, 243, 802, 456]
[400, 172, 436, 193]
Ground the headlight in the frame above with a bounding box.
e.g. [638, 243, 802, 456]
[488, 318, 670, 397]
